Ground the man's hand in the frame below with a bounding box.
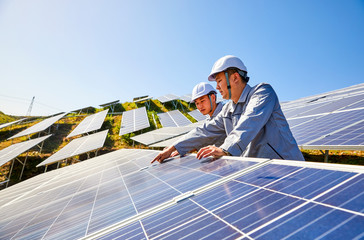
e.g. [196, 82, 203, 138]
[151, 146, 177, 164]
[196, 145, 227, 160]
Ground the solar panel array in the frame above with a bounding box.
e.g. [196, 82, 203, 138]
[157, 110, 192, 128]
[37, 130, 108, 167]
[131, 122, 204, 146]
[0, 135, 51, 168]
[8, 112, 67, 140]
[0, 149, 363, 239]
[156, 94, 179, 103]
[0, 118, 26, 130]
[282, 83, 364, 150]
[119, 107, 150, 135]
[188, 109, 207, 122]
[67, 109, 109, 138]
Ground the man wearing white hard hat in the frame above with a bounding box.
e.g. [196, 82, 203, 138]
[152, 55, 304, 163]
[191, 82, 223, 119]
[153, 82, 225, 160]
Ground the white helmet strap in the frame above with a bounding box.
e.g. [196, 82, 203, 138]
[224, 72, 232, 99]
[208, 94, 214, 114]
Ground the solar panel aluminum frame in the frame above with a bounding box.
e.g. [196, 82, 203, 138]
[299, 145, 364, 151]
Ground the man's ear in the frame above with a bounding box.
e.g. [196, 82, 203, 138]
[232, 72, 240, 83]
[211, 93, 217, 103]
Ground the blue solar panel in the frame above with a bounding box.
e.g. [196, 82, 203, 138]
[317, 174, 364, 213]
[97, 160, 364, 239]
[294, 94, 364, 118]
[1, 149, 364, 239]
[251, 203, 364, 240]
[291, 109, 364, 145]
[309, 120, 364, 146]
[266, 167, 356, 199]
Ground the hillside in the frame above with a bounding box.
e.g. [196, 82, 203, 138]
[0, 99, 363, 189]
[0, 99, 197, 188]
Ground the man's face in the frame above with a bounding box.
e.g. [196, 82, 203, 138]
[215, 72, 229, 100]
[194, 95, 211, 115]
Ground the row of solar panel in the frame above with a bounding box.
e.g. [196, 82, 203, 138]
[0, 149, 362, 239]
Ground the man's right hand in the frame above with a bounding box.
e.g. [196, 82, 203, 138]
[151, 146, 177, 164]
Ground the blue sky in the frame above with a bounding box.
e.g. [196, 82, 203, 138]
[0, 0, 363, 116]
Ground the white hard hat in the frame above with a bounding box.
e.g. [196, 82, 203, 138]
[191, 82, 217, 103]
[208, 55, 247, 81]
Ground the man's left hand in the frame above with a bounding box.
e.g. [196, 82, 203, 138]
[196, 145, 227, 160]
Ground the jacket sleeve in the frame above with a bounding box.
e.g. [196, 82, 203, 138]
[220, 84, 277, 156]
[173, 114, 226, 156]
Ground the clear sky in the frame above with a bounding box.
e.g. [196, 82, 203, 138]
[0, 0, 363, 116]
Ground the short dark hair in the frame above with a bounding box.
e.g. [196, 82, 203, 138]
[226, 68, 249, 83]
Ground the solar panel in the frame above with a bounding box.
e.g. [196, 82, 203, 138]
[149, 134, 185, 148]
[304, 120, 364, 148]
[157, 110, 192, 127]
[1, 149, 364, 239]
[67, 110, 109, 138]
[131, 122, 204, 146]
[119, 107, 150, 135]
[291, 109, 364, 145]
[133, 96, 152, 103]
[91, 157, 364, 239]
[179, 94, 192, 102]
[99, 100, 120, 108]
[36, 130, 108, 167]
[8, 113, 67, 140]
[156, 94, 179, 103]
[188, 109, 207, 122]
[0, 118, 26, 130]
[0, 135, 51, 168]
[286, 93, 364, 118]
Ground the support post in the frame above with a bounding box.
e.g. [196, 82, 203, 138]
[320, 150, 329, 163]
[19, 152, 29, 180]
[6, 159, 16, 188]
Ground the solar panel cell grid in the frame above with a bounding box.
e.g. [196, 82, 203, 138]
[119, 107, 150, 135]
[188, 109, 207, 122]
[37, 130, 108, 167]
[67, 109, 108, 138]
[294, 93, 364, 118]
[8, 112, 67, 140]
[157, 110, 191, 128]
[1, 149, 364, 239]
[308, 120, 364, 146]
[291, 109, 364, 145]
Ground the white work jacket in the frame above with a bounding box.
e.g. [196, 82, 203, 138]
[174, 83, 305, 161]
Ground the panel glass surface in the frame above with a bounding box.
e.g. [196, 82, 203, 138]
[157, 110, 192, 128]
[0, 135, 51, 167]
[188, 109, 207, 122]
[67, 109, 109, 138]
[0, 118, 26, 130]
[119, 107, 150, 135]
[308, 120, 364, 146]
[0, 149, 261, 239]
[37, 130, 108, 167]
[8, 112, 67, 140]
[290, 109, 364, 145]
[101, 161, 363, 240]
